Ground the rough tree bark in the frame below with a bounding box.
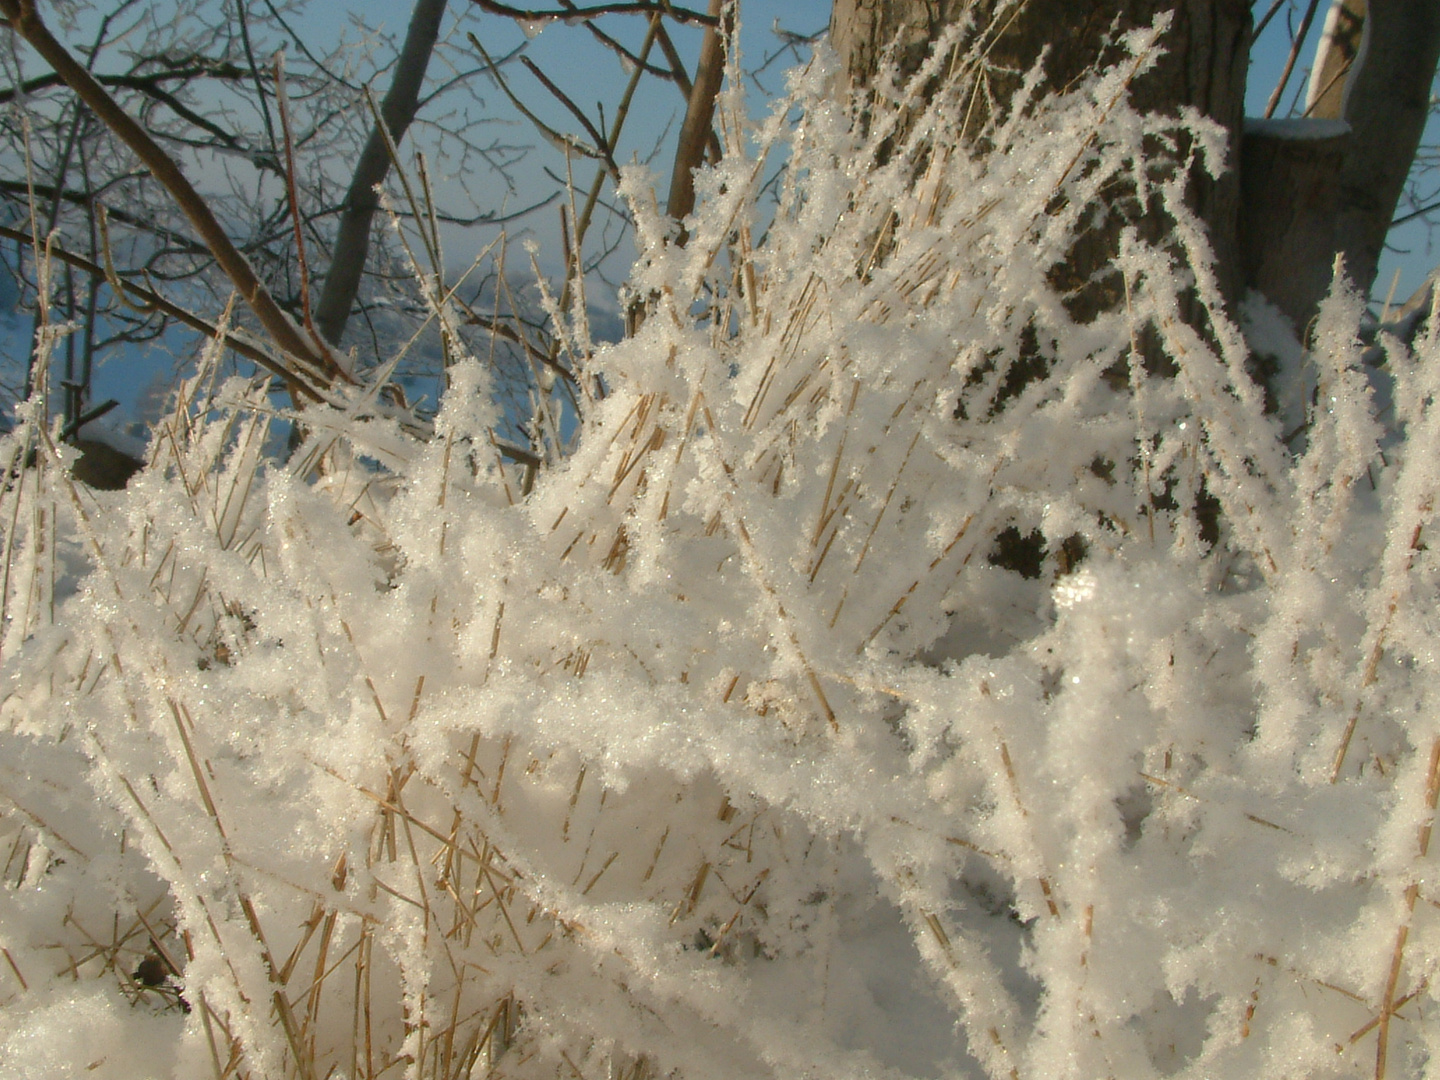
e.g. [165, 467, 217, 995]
[829, 0, 1251, 312]
[828, 0, 1440, 337]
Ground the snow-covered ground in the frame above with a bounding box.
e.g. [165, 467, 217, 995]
[1, 21, 1438, 1080]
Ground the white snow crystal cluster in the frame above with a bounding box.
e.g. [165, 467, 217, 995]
[0, 18, 1437, 1080]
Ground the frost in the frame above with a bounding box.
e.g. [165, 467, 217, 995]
[1, 15, 1439, 1080]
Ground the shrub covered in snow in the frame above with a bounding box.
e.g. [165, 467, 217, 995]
[1, 20, 1438, 1080]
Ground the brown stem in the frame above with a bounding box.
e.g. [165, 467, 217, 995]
[575, 14, 660, 253]
[273, 55, 319, 345]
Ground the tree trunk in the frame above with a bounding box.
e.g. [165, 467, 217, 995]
[828, 0, 1251, 310]
[313, 0, 449, 348]
[1240, 0, 1439, 334]
[829, 0, 1440, 341]
[827, 0, 969, 93]
[1330, 0, 1440, 301]
[1306, 0, 1365, 119]
[1238, 118, 1349, 334]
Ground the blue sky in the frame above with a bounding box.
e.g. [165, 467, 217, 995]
[5, 0, 1438, 431]
[309, 0, 1437, 303]
[357, 0, 835, 288]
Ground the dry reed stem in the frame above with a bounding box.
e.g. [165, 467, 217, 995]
[1371, 737, 1440, 1078]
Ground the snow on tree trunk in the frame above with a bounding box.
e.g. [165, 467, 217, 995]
[1238, 117, 1350, 336]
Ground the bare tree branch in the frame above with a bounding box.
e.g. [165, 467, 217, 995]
[1253, 0, 1289, 39]
[1263, 0, 1323, 119]
[0, 0, 346, 388]
[519, 55, 620, 176]
[0, 222, 319, 392]
[0, 178, 215, 255]
[466, 0, 719, 28]
[468, 31, 605, 160]
[666, 0, 727, 224]
[314, 0, 449, 347]
[1393, 197, 1440, 228]
[0, 61, 249, 105]
[580, 18, 675, 82]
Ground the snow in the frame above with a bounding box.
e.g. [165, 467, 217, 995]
[0, 983, 183, 1079]
[1243, 116, 1352, 140]
[2, 16, 1439, 1080]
